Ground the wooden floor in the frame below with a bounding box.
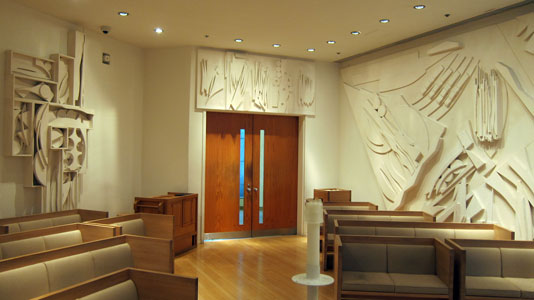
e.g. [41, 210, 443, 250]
[174, 235, 335, 300]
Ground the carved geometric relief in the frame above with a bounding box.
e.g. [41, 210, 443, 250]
[5, 31, 93, 212]
[341, 13, 534, 240]
[196, 48, 315, 116]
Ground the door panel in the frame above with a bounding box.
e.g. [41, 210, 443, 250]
[205, 112, 298, 238]
[205, 112, 252, 234]
[252, 115, 298, 233]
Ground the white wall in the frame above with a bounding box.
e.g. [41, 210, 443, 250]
[142, 47, 193, 196]
[339, 6, 534, 239]
[300, 61, 341, 232]
[0, 0, 145, 217]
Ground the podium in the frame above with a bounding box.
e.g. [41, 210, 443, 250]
[134, 192, 197, 254]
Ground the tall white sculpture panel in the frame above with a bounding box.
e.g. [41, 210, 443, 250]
[5, 31, 93, 212]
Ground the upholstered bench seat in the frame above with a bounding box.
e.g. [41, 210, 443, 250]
[0, 244, 133, 299]
[342, 271, 394, 292]
[0, 235, 173, 300]
[335, 236, 453, 299]
[35, 268, 197, 300]
[507, 278, 534, 298]
[390, 273, 449, 295]
[114, 218, 146, 236]
[465, 276, 521, 298]
[447, 239, 534, 300]
[0, 230, 83, 259]
[78, 279, 139, 300]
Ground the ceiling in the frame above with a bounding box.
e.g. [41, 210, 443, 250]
[12, 0, 527, 62]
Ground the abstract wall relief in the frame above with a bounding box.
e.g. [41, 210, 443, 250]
[196, 48, 315, 116]
[343, 85, 445, 210]
[342, 12, 534, 239]
[5, 31, 93, 212]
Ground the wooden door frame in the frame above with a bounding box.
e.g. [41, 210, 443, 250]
[198, 112, 306, 242]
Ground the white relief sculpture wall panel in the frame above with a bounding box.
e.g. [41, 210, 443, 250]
[4, 31, 93, 212]
[196, 48, 316, 116]
[341, 11, 534, 240]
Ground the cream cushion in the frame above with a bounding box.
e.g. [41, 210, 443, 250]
[415, 228, 454, 241]
[45, 252, 95, 291]
[19, 219, 53, 231]
[375, 227, 414, 237]
[43, 230, 83, 249]
[390, 273, 448, 294]
[343, 243, 387, 272]
[116, 219, 146, 236]
[7, 223, 20, 233]
[506, 278, 534, 298]
[0, 263, 50, 300]
[388, 244, 435, 274]
[91, 244, 134, 276]
[78, 280, 139, 300]
[337, 226, 375, 236]
[455, 229, 494, 240]
[52, 214, 82, 226]
[327, 215, 360, 233]
[1, 237, 46, 259]
[501, 248, 534, 278]
[342, 271, 394, 292]
[465, 276, 520, 298]
[465, 247, 501, 276]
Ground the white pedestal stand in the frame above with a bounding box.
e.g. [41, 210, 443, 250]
[292, 199, 334, 300]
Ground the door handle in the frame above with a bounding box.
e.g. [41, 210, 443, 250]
[246, 187, 252, 192]
[253, 187, 258, 192]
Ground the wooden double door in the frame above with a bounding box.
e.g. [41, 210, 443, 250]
[205, 112, 298, 239]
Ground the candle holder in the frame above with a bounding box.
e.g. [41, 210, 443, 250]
[292, 198, 334, 300]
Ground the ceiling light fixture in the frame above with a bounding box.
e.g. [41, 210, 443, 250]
[272, 44, 281, 48]
[351, 31, 361, 36]
[414, 5, 426, 10]
[118, 11, 129, 16]
[379, 19, 390, 23]
[154, 27, 164, 34]
[234, 38, 243, 43]
[327, 40, 336, 44]
[307, 48, 315, 52]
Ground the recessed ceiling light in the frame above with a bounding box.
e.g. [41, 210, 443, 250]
[154, 27, 164, 34]
[327, 40, 336, 44]
[307, 48, 315, 52]
[118, 11, 129, 16]
[234, 38, 243, 43]
[414, 5, 426, 10]
[272, 44, 281, 48]
[351, 31, 361, 36]
[379, 19, 390, 23]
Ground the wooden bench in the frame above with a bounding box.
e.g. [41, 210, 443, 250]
[0, 235, 173, 300]
[323, 201, 379, 211]
[446, 239, 534, 300]
[335, 235, 454, 300]
[0, 209, 108, 234]
[335, 220, 515, 241]
[0, 223, 117, 260]
[85, 213, 173, 241]
[322, 210, 435, 270]
[33, 268, 198, 300]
